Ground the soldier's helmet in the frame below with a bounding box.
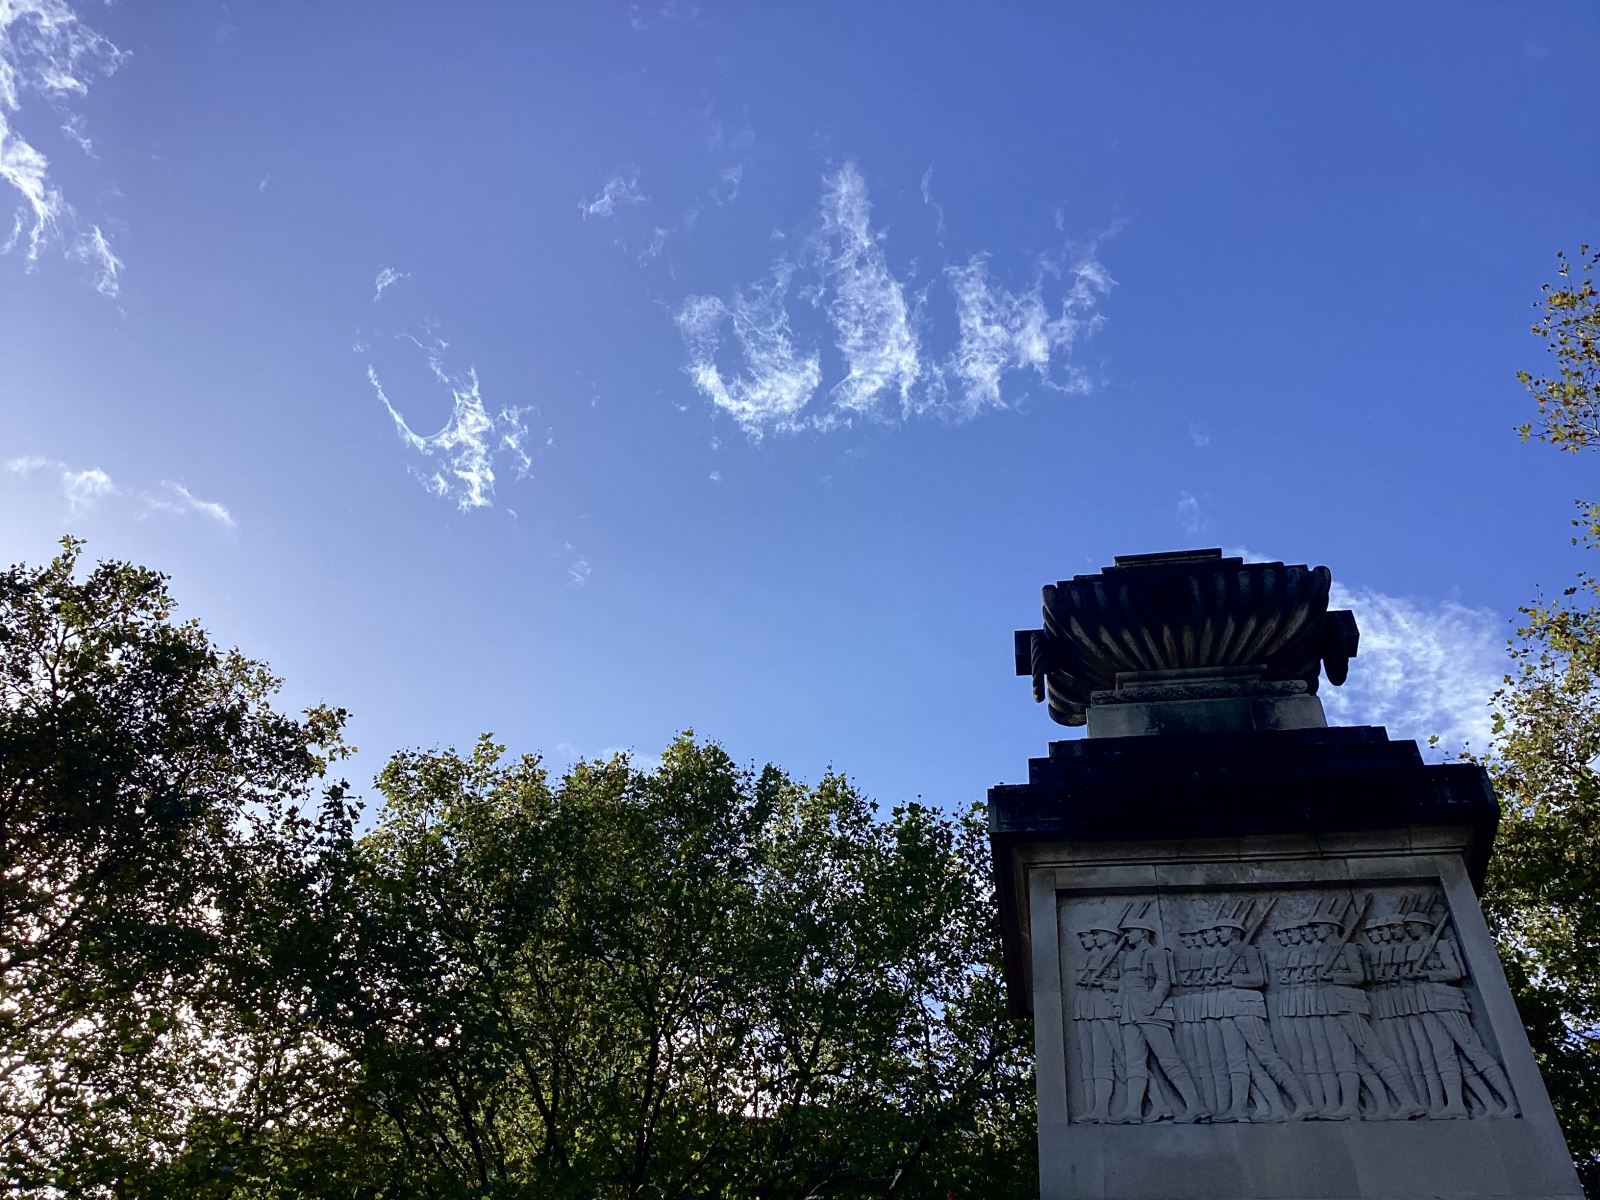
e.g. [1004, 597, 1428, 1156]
[1398, 893, 1437, 926]
[1119, 900, 1160, 935]
[1306, 895, 1349, 932]
[1210, 897, 1250, 933]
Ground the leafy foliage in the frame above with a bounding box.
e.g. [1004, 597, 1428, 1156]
[0, 537, 357, 1194]
[0, 539, 1032, 1197]
[1480, 247, 1600, 1193]
[1517, 245, 1600, 453]
[327, 736, 1032, 1198]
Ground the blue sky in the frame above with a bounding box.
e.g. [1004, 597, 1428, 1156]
[3, 2, 1597, 812]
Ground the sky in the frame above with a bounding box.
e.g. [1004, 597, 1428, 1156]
[3, 2, 1598, 815]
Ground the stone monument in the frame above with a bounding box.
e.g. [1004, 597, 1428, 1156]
[988, 549, 1581, 1200]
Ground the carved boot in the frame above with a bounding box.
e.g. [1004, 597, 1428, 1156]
[1278, 1071, 1316, 1121]
[1439, 1071, 1471, 1119]
[1250, 1063, 1289, 1122]
[1482, 1066, 1520, 1118]
[1168, 1067, 1212, 1124]
[1219, 1072, 1251, 1123]
[1377, 1064, 1426, 1119]
[1319, 1073, 1343, 1118]
[1116, 1074, 1149, 1124]
[1086, 1079, 1115, 1123]
[1421, 1070, 1446, 1117]
[1328, 1072, 1361, 1120]
[1300, 1064, 1327, 1116]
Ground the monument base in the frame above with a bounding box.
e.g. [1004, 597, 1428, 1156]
[993, 554, 1581, 1199]
[1015, 828, 1578, 1200]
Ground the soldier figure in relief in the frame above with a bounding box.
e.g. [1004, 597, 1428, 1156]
[1306, 898, 1426, 1120]
[1397, 903, 1520, 1119]
[1197, 925, 1232, 1116]
[1366, 903, 1438, 1112]
[1072, 921, 1125, 1122]
[1114, 902, 1211, 1124]
[1270, 925, 1327, 1114]
[1276, 920, 1341, 1115]
[1173, 930, 1218, 1115]
[1210, 902, 1315, 1122]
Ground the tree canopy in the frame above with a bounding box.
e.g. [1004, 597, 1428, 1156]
[0, 539, 1032, 1198]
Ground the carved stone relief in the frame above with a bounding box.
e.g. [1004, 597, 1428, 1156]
[1059, 886, 1520, 1125]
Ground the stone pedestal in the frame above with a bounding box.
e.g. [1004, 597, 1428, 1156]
[990, 551, 1582, 1200]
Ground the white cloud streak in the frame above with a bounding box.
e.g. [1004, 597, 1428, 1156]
[675, 160, 1114, 438]
[815, 163, 920, 425]
[7, 456, 235, 526]
[676, 263, 822, 439]
[1176, 491, 1204, 535]
[367, 338, 530, 511]
[0, 0, 125, 283]
[8, 454, 113, 512]
[713, 164, 742, 206]
[582, 170, 645, 219]
[373, 265, 407, 301]
[69, 222, 118, 296]
[148, 480, 235, 527]
[919, 165, 945, 241]
[942, 250, 1109, 418]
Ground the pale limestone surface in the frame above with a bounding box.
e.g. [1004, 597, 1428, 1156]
[1024, 832, 1583, 1200]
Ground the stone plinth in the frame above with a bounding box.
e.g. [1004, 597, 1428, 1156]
[989, 551, 1582, 1200]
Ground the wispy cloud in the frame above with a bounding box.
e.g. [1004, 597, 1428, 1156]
[1175, 490, 1205, 535]
[582, 169, 646, 219]
[638, 225, 668, 265]
[148, 480, 235, 527]
[7, 456, 235, 526]
[1188, 421, 1211, 449]
[366, 334, 529, 511]
[712, 164, 742, 206]
[563, 542, 592, 587]
[919, 166, 945, 242]
[627, 0, 699, 32]
[941, 248, 1109, 417]
[815, 163, 921, 425]
[9, 454, 114, 512]
[373, 265, 407, 301]
[1325, 583, 1505, 752]
[676, 263, 822, 438]
[675, 160, 1114, 438]
[69, 223, 119, 297]
[0, 0, 126, 288]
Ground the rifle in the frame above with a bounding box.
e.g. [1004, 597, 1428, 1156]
[1081, 901, 1135, 985]
[1318, 893, 1372, 980]
[1243, 896, 1277, 947]
[1405, 911, 1455, 979]
[1221, 897, 1276, 981]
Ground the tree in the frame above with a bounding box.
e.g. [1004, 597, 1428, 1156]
[319, 735, 1033, 1199]
[1517, 246, 1600, 453]
[2, 538, 1032, 1197]
[0, 537, 358, 1194]
[1482, 245, 1600, 1192]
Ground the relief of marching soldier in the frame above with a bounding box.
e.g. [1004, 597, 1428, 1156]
[1203, 898, 1317, 1122]
[1367, 893, 1519, 1119]
[1071, 917, 1126, 1122]
[1300, 894, 1427, 1120]
[1113, 901, 1212, 1124]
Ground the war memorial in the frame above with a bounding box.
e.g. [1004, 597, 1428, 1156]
[988, 550, 1583, 1200]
